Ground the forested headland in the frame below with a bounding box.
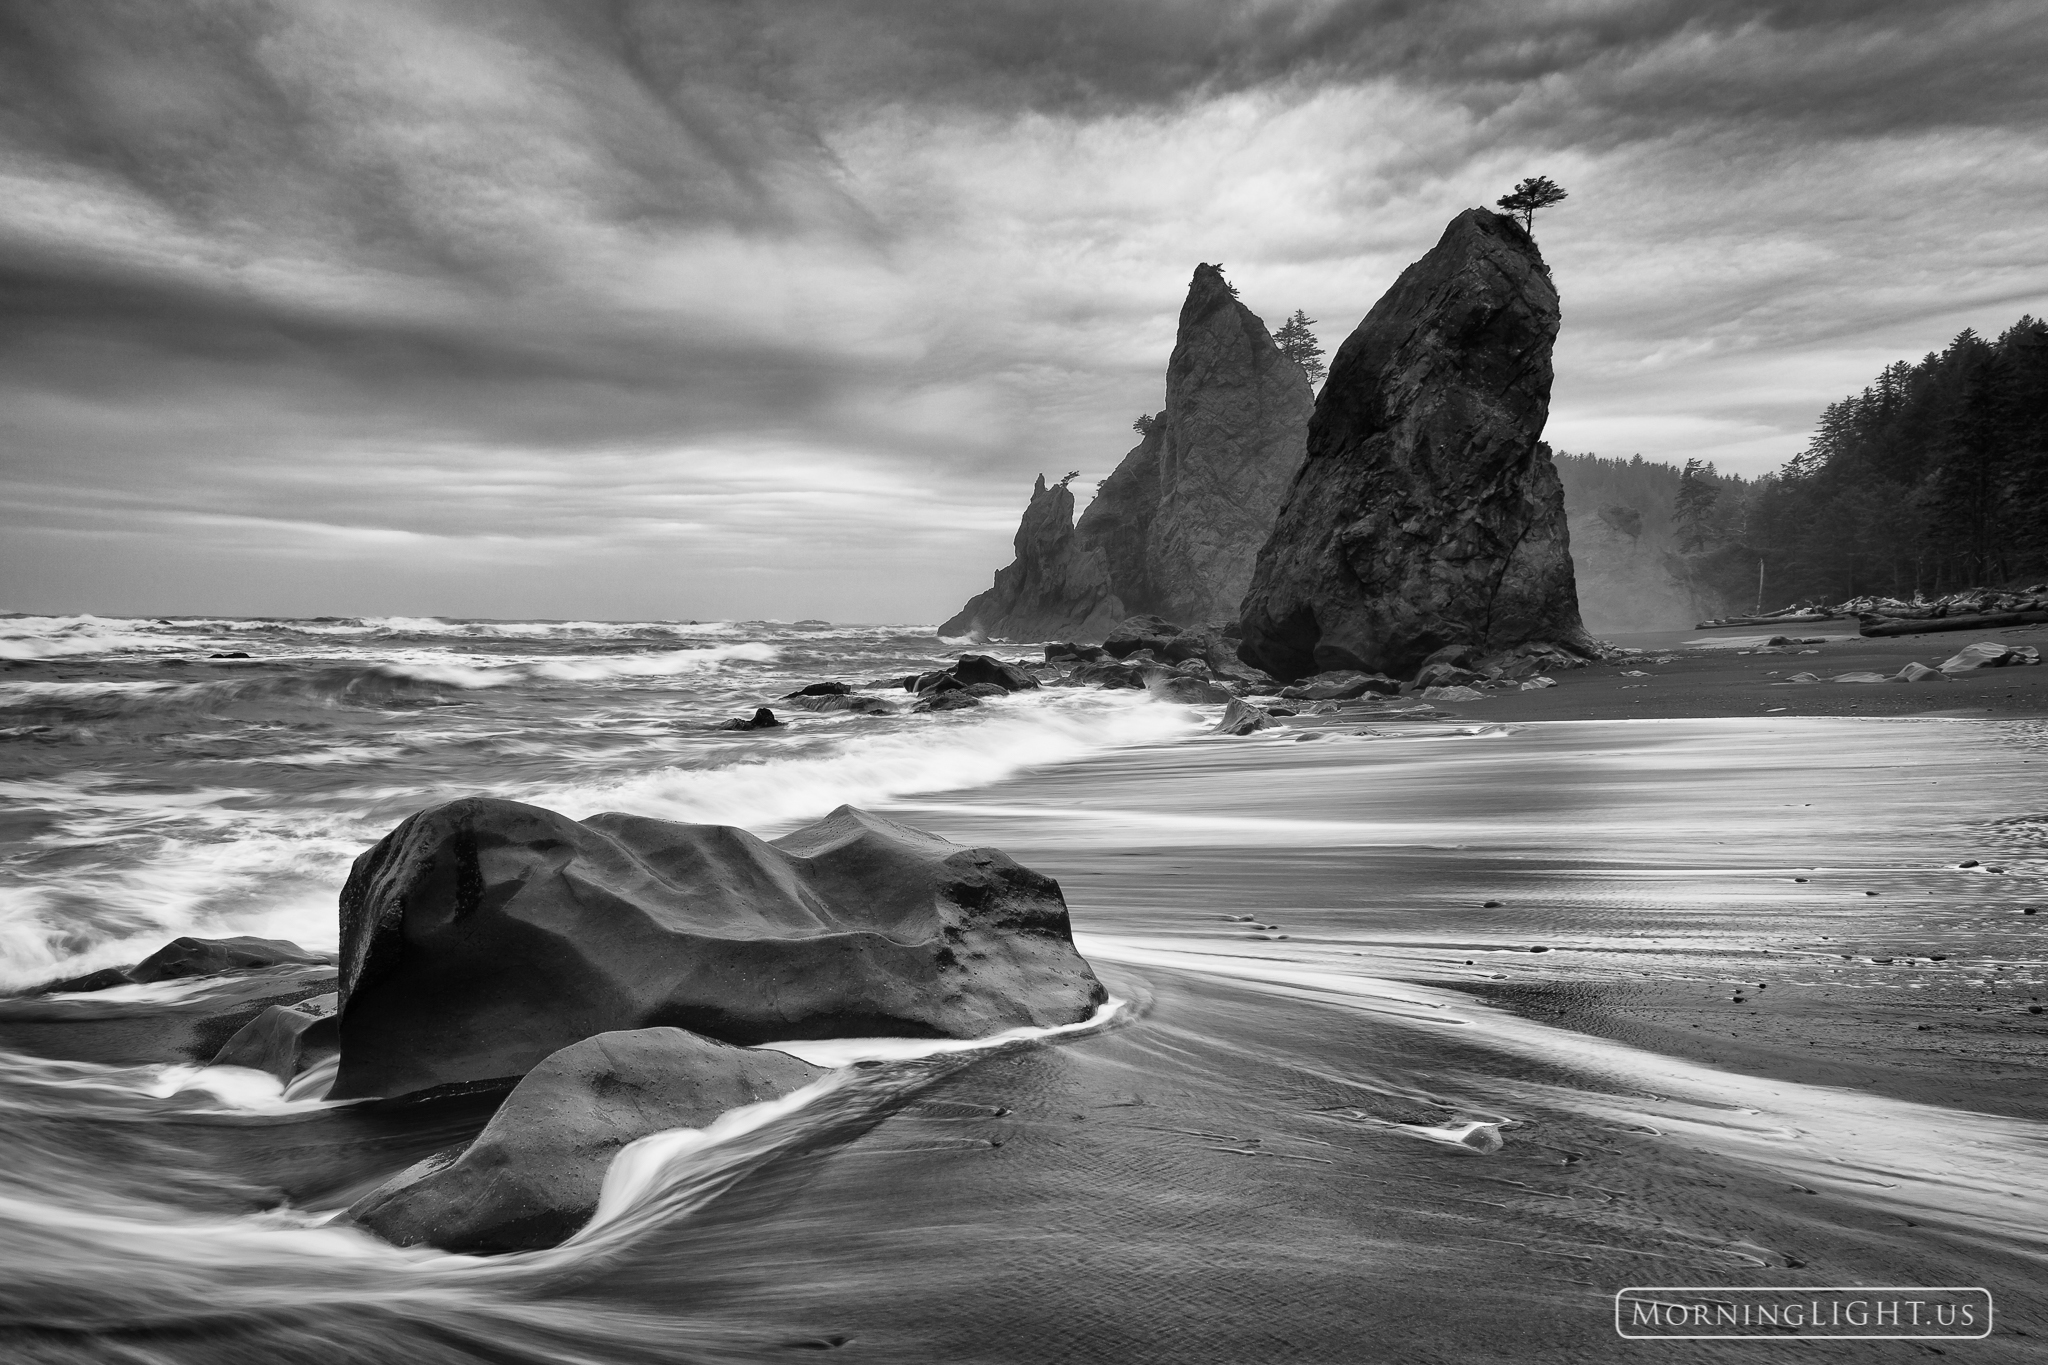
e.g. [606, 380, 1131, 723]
[1557, 314, 2048, 620]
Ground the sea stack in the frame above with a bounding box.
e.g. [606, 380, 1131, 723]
[1236, 209, 1592, 680]
[942, 263, 1313, 640]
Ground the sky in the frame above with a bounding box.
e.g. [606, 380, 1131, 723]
[3, 1, 2046, 624]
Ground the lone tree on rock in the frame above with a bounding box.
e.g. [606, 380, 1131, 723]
[1496, 176, 1568, 233]
[1274, 310, 1327, 385]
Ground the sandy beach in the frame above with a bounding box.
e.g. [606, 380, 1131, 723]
[725, 682, 2046, 1361]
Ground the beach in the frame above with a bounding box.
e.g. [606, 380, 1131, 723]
[1, 615, 2044, 1361]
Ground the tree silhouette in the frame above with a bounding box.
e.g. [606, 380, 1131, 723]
[1273, 310, 1327, 385]
[1496, 176, 1568, 232]
[1674, 458, 1722, 552]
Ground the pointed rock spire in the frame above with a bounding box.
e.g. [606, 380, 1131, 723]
[942, 264, 1312, 641]
[1236, 209, 1592, 680]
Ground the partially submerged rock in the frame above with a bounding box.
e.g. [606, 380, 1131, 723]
[716, 707, 786, 731]
[1, 953, 337, 1068]
[1238, 209, 1594, 681]
[1276, 671, 1400, 702]
[330, 799, 1106, 1099]
[348, 1028, 824, 1252]
[789, 694, 898, 715]
[782, 681, 854, 698]
[951, 654, 1040, 691]
[210, 993, 339, 1083]
[1212, 698, 1274, 736]
[1148, 674, 1236, 705]
[37, 935, 327, 994]
[914, 691, 983, 712]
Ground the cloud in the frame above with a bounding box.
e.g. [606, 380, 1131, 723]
[2, 0, 2045, 618]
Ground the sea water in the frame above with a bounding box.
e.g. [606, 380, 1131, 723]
[2, 613, 2045, 1362]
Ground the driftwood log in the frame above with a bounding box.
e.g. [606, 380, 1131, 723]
[1693, 613, 1839, 630]
[1859, 611, 2048, 637]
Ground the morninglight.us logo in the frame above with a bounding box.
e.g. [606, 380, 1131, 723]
[1615, 1287, 1993, 1340]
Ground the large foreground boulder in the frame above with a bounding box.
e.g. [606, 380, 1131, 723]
[330, 799, 1106, 1099]
[1237, 209, 1595, 681]
[348, 1027, 825, 1251]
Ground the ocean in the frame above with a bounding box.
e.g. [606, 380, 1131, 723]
[2, 613, 2044, 1362]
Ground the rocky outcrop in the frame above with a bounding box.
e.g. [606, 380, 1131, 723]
[34, 934, 327, 995]
[942, 264, 1314, 641]
[1237, 210, 1593, 681]
[329, 799, 1106, 1100]
[348, 1028, 825, 1251]
[210, 992, 339, 1083]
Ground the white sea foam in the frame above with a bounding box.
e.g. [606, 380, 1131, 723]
[534, 691, 1198, 832]
[583, 996, 1129, 1236]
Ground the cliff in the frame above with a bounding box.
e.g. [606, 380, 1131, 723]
[942, 264, 1313, 640]
[1236, 209, 1593, 680]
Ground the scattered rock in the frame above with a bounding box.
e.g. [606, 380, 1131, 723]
[347, 1028, 824, 1252]
[60, 935, 328, 990]
[329, 799, 1107, 1099]
[1067, 660, 1150, 690]
[916, 691, 984, 711]
[1148, 674, 1236, 704]
[1277, 670, 1401, 702]
[1044, 642, 1106, 663]
[782, 681, 854, 698]
[1212, 699, 1273, 736]
[951, 654, 1041, 692]
[715, 707, 786, 731]
[789, 694, 899, 715]
[208, 651, 252, 659]
[1419, 685, 1485, 701]
[209, 993, 339, 1083]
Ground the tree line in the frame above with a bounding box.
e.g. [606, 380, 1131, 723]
[1740, 317, 2048, 600]
[1576, 316, 2048, 607]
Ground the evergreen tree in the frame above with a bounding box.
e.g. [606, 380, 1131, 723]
[1273, 310, 1327, 385]
[1496, 176, 1568, 232]
[1673, 458, 1722, 552]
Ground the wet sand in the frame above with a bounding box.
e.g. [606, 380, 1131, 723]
[802, 708, 2048, 1361]
[5, 637, 2047, 1363]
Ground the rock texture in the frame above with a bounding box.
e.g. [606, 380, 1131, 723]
[348, 1027, 824, 1251]
[330, 799, 1105, 1099]
[942, 264, 1314, 641]
[1237, 210, 1593, 681]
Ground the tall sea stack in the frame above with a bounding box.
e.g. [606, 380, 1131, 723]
[1236, 209, 1592, 680]
[942, 264, 1312, 640]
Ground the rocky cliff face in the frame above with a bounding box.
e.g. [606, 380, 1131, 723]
[942, 264, 1312, 640]
[1236, 210, 1592, 680]
[939, 474, 1120, 643]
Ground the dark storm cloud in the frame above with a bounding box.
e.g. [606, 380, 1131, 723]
[1, 0, 2044, 618]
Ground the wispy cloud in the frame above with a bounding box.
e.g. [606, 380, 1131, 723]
[3, 0, 2045, 618]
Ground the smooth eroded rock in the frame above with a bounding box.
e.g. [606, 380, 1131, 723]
[330, 800, 1106, 1099]
[347, 1027, 824, 1252]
